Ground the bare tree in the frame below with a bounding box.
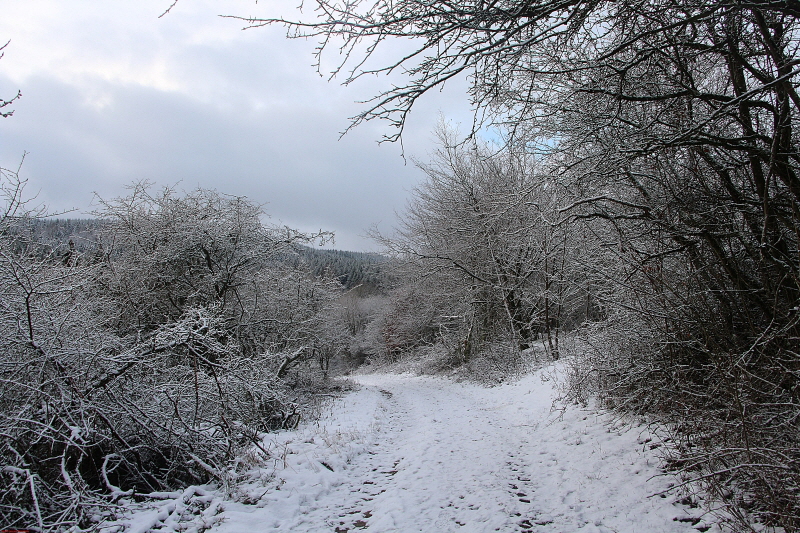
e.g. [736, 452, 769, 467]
[375, 130, 585, 362]
[0, 41, 21, 119]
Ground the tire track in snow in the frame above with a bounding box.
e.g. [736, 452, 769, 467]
[347, 375, 556, 532]
[328, 388, 404, 532]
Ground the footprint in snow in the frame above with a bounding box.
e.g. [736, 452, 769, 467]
[506, 455, 543, 531]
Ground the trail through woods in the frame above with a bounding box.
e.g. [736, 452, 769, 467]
[203, 367, 720, 533]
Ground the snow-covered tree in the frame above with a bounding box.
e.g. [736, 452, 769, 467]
[378, 131, 585, 360]
[0, 180, 346, 530]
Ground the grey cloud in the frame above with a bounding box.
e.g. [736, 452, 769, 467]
[0, 72, 426, 251]
[0, 1, 476, 252]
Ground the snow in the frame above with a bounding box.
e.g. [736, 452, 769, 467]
[204, 364, 721, 533]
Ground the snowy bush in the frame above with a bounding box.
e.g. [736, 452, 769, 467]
[566, 287, 800, 529]
[0, 179, 347, 530]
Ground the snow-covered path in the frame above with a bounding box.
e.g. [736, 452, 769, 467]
[213, 368, 718, 533]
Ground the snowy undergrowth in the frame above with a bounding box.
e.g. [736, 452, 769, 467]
[98, 386, 384, 533]
[104, 363, 746, 533]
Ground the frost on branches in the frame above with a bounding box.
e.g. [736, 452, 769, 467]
[0, 177, 342, 530]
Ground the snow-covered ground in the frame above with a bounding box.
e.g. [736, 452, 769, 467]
[194, 365, 719, 533]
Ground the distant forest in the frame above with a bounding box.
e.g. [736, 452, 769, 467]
[294, 247, 388, 291]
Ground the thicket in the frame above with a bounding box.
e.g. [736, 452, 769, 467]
[365, 135, 589, 371]
[0, 176, 352, 530]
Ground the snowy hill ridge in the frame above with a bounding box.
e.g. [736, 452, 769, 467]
[106, 365, 728, 533]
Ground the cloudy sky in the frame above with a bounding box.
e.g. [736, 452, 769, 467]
[0, 0, 472, 251]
